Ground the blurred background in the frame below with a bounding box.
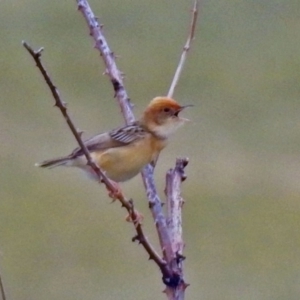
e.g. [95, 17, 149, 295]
[1, 0, 300, 299]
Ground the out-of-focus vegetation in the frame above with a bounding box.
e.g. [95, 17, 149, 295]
[1, 0, 300, 299]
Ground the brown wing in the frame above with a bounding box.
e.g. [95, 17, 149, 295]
[109, 124, 147, 143]
[71, 122, 148, 157]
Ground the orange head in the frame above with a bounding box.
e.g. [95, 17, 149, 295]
[141, 96, 192, 138]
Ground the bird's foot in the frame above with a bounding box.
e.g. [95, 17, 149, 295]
[107, 181, 123, 201]
[126, 210, 144, 226]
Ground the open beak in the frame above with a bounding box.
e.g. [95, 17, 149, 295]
[180, 104, 194, 109]
[178, 104, 193, 122]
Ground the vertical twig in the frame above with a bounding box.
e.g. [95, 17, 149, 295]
[166, 159, 189, 255]
[142, 164, 175, 279]
[0, 274, 6, 300]
[164, 158, 189, 299]
[168, 0, 199, 98]
[164, 1, 200, 297]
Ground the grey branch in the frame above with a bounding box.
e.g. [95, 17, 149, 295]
[76, 0, 199, 295]
[164, 158, 189, 298]
[166, 158, 188, 255]
[77, 0, 135, 125]
[77, 0, 177, 284]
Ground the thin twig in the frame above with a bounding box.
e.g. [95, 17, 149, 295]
[0, 274, 6, 300]
[22, 42, 109, 187]
[22, 41, 167, 276]
[168, 0, 199, 98]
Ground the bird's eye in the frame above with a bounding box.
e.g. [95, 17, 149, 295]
[163, 107, 171, 113]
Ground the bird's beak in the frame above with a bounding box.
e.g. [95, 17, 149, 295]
[178, 104, 193, 122]
[180, 104, 194, 110]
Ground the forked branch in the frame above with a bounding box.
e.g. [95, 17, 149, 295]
[76, 0, 199, 296]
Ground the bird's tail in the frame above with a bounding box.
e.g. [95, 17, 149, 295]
[35, 156, 72, 169]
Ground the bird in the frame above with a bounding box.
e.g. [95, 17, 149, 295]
[36, 96, 191, 183]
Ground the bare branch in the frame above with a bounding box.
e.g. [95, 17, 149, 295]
[168, 0, 199, 98]
[164, 158, 189, 299]
[22, 41, 109, 187]
[22, 41, 166, 275]
[142, 165, 175, 269]
[166, 158, 188, 254]
[77, 0, 135, 125]
[0, 274, 6, 300]
[76, 0, 178, 284]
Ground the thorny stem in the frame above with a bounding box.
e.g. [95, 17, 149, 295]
[77, 0, 135, 124]
[22, 41, 167, 275]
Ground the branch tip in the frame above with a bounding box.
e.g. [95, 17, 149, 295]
[35, 47, 44, 56]
[167, 0, 200, 97]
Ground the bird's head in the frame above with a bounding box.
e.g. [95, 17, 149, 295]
[141, 96, 192, 139]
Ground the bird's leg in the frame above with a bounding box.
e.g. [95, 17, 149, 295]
[125, 211, 144, 225]
[105, 181, 144, 224]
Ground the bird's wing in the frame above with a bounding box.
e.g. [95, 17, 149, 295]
[71, 123, 148, 157]
[109, 123, 147, 143]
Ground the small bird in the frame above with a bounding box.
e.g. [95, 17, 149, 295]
[36, 96, 191, 183]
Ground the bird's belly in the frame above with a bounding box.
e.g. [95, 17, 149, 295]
[93, 143, 157, 182]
